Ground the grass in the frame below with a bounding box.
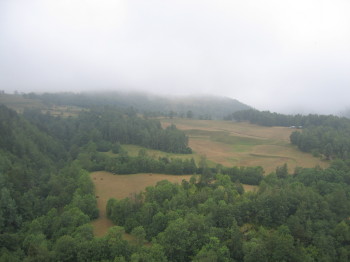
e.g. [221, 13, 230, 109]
[243, 184, 258, 192]
[160, 118, 328, 173]
[90, 171, 194, 237]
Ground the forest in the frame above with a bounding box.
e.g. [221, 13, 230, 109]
[0, 95, 350, 261]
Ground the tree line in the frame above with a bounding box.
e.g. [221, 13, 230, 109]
[228, 109, 350, 160]
[23, 106, 192, 154]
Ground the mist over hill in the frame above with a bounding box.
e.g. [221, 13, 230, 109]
[17, 91, 251, 120]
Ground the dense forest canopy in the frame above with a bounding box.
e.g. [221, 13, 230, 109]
[107, 161, 350, 261]
[23, 106, 191, 154]
[0, 94, 350, 261]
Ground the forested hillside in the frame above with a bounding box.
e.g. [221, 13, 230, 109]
[21, 92, 251, 120]
[23, 106, 191, 154]
[229, 109, 350, 160]
[1, 101, 350, 261]
[0, 104, 191, 261]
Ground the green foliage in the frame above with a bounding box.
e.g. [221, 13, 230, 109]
[193, 237, 230, 262]
[2, 100, 350, 261]
[24, 106, 192, 154]
[103, 151, 198, 175]
[221, 166, 264, 185]
[105, 161, 350, 261]
[131, 226, 146, 247]
[130, 244, 167, 262]
[156, 218, 191, 261]
[53, 235, 77, 262]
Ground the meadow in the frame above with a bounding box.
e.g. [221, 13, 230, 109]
[161, 118, 328, 173]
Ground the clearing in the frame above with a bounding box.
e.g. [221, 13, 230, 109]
[161, 118, 328, 173]
[90, 171, 193, 237]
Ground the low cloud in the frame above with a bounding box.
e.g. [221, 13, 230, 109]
[1, 0, 350, 114]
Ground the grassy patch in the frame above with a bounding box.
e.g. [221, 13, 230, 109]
[90, 171, 193, 237]
[160, 118, 329, 173]
[243, 184, 258, 192]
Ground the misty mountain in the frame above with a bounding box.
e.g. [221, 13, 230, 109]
[22, 91, 251, 120]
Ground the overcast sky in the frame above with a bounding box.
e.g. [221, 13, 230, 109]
[1, 0, 350, 114]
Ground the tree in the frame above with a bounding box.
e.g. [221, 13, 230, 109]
[324, 143, 333, 160]
[276, 164, 288, 179]
[0, 188, 22, 232]
[130, 244, 167, 262]
[157, 218, 191, 261]
[193, 237, 230, 262]
[105, 226, 131, 260]
[186, 110, 193, 119]
[54, 235, 77, 262]
[131, 226, 146, 247]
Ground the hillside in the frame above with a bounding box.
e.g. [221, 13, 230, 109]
[0, 97, 350, 261]
[16, 91, 251, 120]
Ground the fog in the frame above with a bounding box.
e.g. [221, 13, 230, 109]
[1, 0, 350, 114]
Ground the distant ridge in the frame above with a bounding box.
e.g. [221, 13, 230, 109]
[164, 94, 251, 119]
[11, 91, 251, 120]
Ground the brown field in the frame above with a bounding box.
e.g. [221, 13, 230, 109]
[243, 184, 259, 192]
[161, 118, 328, 173]
[90, 171, 193, 237]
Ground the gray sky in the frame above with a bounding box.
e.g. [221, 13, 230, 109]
[1, 0, 350, 114]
